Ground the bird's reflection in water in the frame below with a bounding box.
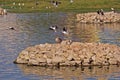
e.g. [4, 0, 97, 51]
[17, 64, 120, 80]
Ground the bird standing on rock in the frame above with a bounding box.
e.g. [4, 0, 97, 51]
[55, 37, 62, 43]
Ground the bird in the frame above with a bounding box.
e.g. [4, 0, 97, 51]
[111, 8, 115, 13]
[9, 27, 15, 30]
[62, 27, 69, 35]
[100, 9, 104, 15]
[97, 10, 100, 15]
[55, 37, 62, 43]
[49, 25, 58, 32]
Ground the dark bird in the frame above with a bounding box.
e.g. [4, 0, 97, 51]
[100, 9, 104, 15]
[97, 10, 100, 15]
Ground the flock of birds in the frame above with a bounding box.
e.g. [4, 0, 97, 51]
[49, 25, 70, 43]
[49, 25, 68, 35]
[7, 25, 69, 43]
[7, 7, 116, 44]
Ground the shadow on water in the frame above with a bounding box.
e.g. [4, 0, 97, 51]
[0, 13, 120, 80]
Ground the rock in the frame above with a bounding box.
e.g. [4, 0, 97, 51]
[46, 59, 52, 64]
[14, 40, 120, 67]
[52, 56, 65, 63]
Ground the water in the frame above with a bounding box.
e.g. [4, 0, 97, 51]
[0, 13, 120, 80]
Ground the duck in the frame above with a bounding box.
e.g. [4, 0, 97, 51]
[62, 27, 69, 35]
[55, 37, 62, 43]
[49, 25, 58, 32]
[9, 27, 15, 30]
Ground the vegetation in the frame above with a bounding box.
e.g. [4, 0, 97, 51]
[0, 0, 120, 13]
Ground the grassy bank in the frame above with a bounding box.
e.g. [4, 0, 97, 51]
[0, 0, 120, 13]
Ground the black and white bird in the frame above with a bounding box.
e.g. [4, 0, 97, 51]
[9, 27, 15, 30]
[62, 27, 69, 35]
[55, 37, 62, 43]
[49, 25, 58, 32]
[100, 9, 104, 15]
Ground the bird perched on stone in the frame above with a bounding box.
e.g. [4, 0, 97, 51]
[97, 10, 100, 15]
[55, 37, 62, 43]
[100, 9, 104, 15]
[111, 8, 115, 13]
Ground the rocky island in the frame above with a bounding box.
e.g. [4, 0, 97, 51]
[14, 40, 120, 67]
[76, 12, 120, 23]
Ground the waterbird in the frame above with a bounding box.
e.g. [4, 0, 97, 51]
[111, 8, 115, 13]
[9, 27, 15, 30]
[62, 27, 69, 35]
[100, 9, 104, 15]
[49, 25, 58, 32]
[55, 37, 62, 43]
[97, 10, 100, 15]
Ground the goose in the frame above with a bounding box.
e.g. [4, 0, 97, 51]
[100, 9, 104, 15]
[49, 25, 58, 32]
[62, 27, 69, 35]
[55, 37, 62, 43]
[9, 27, 15, 30]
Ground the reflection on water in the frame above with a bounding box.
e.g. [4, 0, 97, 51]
[17, 64, 120, 80]
[72, 23, 120, 45]
[0, 13, 120, 80]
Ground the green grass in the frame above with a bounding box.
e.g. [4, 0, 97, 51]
[0, 0, 120, 13]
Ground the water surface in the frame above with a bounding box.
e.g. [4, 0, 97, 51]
[0, 13, 120, 80]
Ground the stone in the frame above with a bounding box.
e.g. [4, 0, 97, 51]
[52, 56, 65, 63]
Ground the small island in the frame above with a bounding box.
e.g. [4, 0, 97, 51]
[14, 40, 120, 67]
[76, 12, 120, 23]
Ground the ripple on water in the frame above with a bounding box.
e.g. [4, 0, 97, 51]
[0, 13, 120, 80]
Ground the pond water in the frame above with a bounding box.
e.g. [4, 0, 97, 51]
[0, 13, 120, 80]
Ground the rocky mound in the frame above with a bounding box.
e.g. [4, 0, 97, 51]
[14, 40, 120, 67]
[76, 12, 120, 23]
